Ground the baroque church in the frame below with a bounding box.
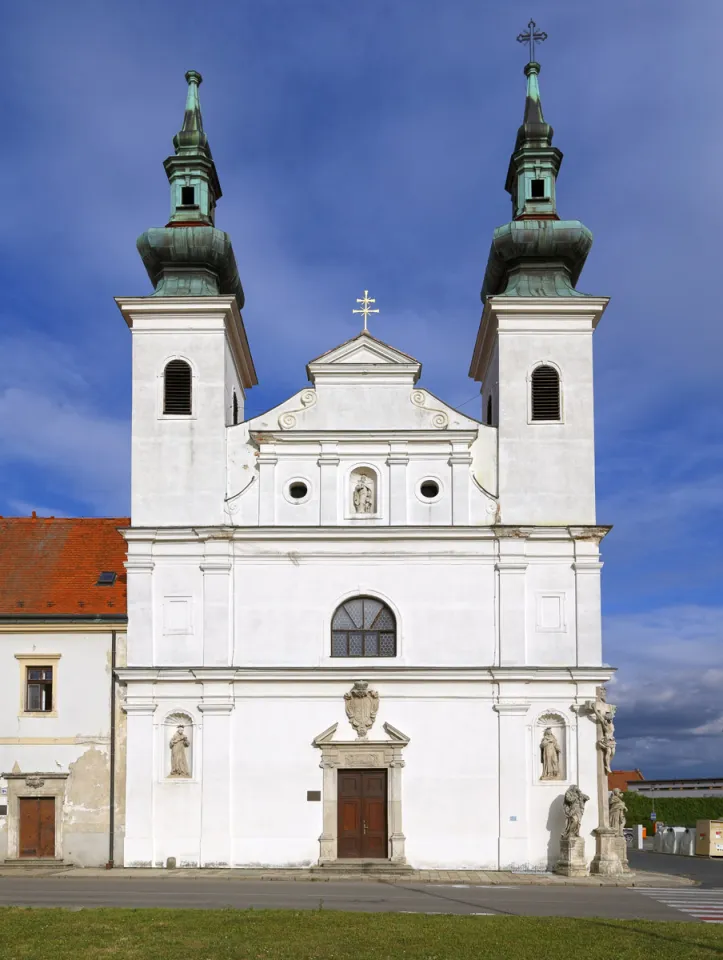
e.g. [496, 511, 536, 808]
[0, 47, 622, 873]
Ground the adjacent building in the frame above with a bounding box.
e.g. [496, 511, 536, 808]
[0, 517, 127, 865]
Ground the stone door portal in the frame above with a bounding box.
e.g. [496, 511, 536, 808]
[337, 769, 388, 858]
[19, 797, 55, 858]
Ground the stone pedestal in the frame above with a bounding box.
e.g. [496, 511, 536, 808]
[614, 835, 631, 872]
[555, 836, 588, 877]
[590, 827, 624, 876]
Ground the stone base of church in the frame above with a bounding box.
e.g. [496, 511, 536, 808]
[554, 836, 588, 877]
[589, 827, 627, 876]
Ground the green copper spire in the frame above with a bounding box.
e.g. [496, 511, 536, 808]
[136, 71, 244, 308]
[505, 61, 561, 220]
[174, 70, 208, 155]
[481, 34, 593, 299]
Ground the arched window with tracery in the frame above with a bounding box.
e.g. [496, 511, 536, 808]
[163, 359, 192, 415]
[531, 364, 561, 421]
[331, 596, 396, 658]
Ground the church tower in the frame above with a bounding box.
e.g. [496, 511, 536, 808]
[117, 72, 257, 528]
[469, 48, 608, 524]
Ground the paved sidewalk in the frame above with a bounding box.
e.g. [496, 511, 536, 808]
[0, 864, 696, 886]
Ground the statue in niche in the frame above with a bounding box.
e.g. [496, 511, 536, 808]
[561, 784, 589, 840]
[540, 727, 562, 780]
[168, 724, 191, 778]
[344, 681, 379, 739]
[585, 685, 617, 775]
[609, 788, 627, 835]
[352, 473, 375, 514]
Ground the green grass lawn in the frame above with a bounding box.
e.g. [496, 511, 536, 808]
[1, 908, 722, 959]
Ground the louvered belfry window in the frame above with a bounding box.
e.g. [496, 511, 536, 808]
[331, 597, 397, 657]
[163, 360, 192, 415]
[531, 365, 561, 421]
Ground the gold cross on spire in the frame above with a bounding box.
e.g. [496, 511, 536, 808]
[352, 290, 379, 332]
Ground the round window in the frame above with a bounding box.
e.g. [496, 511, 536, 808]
[419, 480, 440, 500]
[289, 481, 308, 500]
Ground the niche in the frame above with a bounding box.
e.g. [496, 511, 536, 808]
[537, 712, 567, 782]
[350, 467, 377, 515]
[164, 712, 194, 780]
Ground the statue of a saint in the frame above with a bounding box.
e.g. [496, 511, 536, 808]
[169, 724, 191, 777]
[609, 788, 627, 835]
[353, 474, 374, 514]
[586, 686, 617, 775]
[562, 784, 590, 839]
[540, 727, 561, 780]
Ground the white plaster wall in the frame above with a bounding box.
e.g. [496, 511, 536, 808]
[497, 324, 596, 524]
[524, 559, 577, 666]
[124, 532, 602, 672]
[125, 678, 604, 870]
[130, 324, 228, 528]
[232, 558, 495, 667]
[0, 631, 115, 866]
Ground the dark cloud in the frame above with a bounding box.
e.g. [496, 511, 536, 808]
[606, 607, 723, 778]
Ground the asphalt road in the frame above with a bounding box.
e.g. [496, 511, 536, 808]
[0, 877, 714, 921]
[630, 850, 723, 888]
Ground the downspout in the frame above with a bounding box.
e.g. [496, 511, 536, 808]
[107, 629, 117, 868]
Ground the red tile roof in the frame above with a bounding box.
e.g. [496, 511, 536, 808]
[609, 769, 645, 792]
[0, 516, 128, 617]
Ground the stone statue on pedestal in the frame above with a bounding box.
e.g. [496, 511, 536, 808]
[540, 727, 561, 780]
[353, 474, 374, 514]
[169, 725, 191, 778]
[555, 784, 590, 877]
[609, 788, 627, 835]
[586, 686, 616, 775]
[562, 784, 589, 840]
[581, 686, 628, 876]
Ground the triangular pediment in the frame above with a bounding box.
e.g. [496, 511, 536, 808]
[307, 332, 421, 384]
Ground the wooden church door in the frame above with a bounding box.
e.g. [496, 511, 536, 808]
[337, 769, 388, 858]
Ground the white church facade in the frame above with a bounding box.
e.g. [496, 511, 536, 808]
[115, 59, 616, 872]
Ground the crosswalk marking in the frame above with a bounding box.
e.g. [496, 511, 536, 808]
[638, 888, 723, 923]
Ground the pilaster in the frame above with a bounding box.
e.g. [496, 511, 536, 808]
[198, 679, 234, 866]
[200, 538, 233, 666]
[387, 442, 409, 525]
[572, 537, 604, 666]
[449, 444, 472, 525]
[318, 443, 340, 525]
[494, 702, 531, 869]
[257, 444, 277, 526]
[124, 553, 154, 666]
[122, 702, 157, 866]
[495, 536, 528, 666]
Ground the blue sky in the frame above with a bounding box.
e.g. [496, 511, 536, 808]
[1, 0, 721, 778]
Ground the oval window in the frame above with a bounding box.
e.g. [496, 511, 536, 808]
[420, 480, 440, 500]
[289, 481, 308, 500]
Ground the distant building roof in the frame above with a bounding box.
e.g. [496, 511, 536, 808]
[0, 516, 128, 619]
[608, 769, 645, 791]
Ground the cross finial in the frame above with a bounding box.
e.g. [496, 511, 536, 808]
[516, 19, 547, 63]
[352, 290, 379, 332]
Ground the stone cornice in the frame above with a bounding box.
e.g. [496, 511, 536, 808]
[469, 295, 609, 382]
[121, 524, 611, 544]
[249, 429, 480, 443]
[0, 622, 126, 633]
[115, 295, 257, 389]
[115, 666, 615, 683]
